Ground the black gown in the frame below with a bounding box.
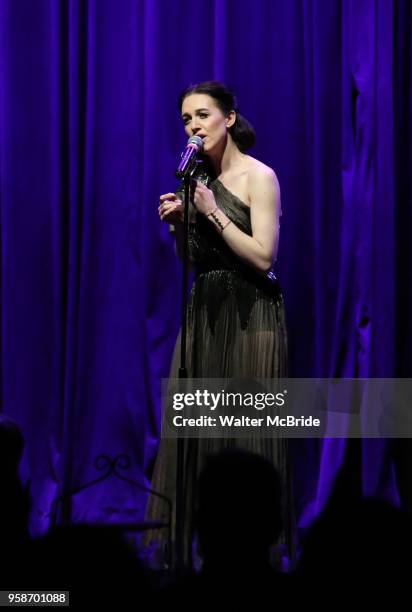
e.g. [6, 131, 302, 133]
[144, 170, 292, 568]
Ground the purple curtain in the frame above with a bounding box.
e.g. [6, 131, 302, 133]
[0, 0, 411, 535]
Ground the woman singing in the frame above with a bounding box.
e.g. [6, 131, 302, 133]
[146, 81, 291, 568]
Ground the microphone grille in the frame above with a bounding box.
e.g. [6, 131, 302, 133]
[187, 135, 204, 150]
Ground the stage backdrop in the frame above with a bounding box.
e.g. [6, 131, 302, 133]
[0, 0, 411, 535]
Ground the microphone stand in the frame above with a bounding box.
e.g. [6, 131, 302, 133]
[175, 165, 196, 573]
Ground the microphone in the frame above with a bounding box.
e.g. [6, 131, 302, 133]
[175, 135, 204, 179]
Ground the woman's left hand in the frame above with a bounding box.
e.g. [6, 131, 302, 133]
[192, 180, 217, 216]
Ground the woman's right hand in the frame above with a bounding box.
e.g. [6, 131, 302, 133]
[158, 193, 184, 224]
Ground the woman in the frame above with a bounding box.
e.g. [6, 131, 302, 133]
[146, 81, 291, 568]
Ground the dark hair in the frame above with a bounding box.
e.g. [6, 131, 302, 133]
[196, 449, 282, 556]
[178, 80, 255, 152]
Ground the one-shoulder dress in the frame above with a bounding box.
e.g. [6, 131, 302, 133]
[144, 170, 292, 568]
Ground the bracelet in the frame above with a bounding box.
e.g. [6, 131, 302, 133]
[208, 209, 232, 233]
[208, 210, 225, 232]
[206, 205, 219, 217]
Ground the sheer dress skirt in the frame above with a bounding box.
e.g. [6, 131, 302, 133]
[143, 269, 293, 568]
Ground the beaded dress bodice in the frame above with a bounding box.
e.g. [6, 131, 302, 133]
[177, 165, 281, 332]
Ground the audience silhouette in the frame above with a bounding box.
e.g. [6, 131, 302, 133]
[1, 422, 411, 607]
[297, 497, 412, 601]
[0, 416, 30, 584]
[159, 448, 290, 606]
[26, 524, 152, 606]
